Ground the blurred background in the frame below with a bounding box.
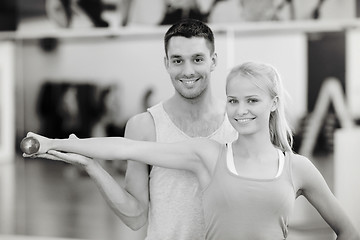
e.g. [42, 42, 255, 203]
[1, 0, 360, 239]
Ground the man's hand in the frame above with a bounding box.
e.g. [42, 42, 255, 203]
[40, 150, 92, 168]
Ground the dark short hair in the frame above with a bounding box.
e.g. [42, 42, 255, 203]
[164, 19, 215, 56]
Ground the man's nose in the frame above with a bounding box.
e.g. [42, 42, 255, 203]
[183, 61, 195, 76]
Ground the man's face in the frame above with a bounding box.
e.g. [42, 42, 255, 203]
[165, 36, 217, 99]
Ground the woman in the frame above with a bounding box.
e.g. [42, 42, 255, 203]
[23, 62, 359, 240]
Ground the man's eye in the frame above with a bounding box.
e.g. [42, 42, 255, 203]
[194, 58, 204, 63]
[248, 99, 258, 103]
[173, 59, 182, 64]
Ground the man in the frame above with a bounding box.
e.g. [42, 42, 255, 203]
[44, 19, 237, 239]
[123, 19, 237, 239]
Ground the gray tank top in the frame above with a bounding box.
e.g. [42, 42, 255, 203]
[145, 102, 237, 240]
[202, 145, 296, 240]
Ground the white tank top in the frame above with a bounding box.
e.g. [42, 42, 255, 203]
[146, 102, 237, 240]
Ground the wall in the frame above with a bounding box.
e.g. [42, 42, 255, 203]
[16, 26, 308, 136]
[347, 29, 360, 118]
[18, 33, 170, 135]
[0, 41, 15, 161]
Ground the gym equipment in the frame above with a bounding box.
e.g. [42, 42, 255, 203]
[20, 137, 40, 155]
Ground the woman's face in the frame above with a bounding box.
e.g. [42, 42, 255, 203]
[226, 75, 276, 136]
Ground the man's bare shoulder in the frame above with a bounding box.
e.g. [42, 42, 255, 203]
[125, 112, 155, 141]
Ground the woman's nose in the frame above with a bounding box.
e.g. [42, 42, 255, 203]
[237, 102, 249, 115]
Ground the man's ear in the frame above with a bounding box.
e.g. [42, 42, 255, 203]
[164, 56, 169, 70]
[210, 53, 217, 72]
[271, 96, 279, 112]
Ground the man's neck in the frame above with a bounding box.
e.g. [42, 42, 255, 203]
[162, 94, 226, 137]
[165, 93, 220, 118]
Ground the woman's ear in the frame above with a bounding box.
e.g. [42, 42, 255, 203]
[271, 96, 279, 112]
[210, 53, 217, 72]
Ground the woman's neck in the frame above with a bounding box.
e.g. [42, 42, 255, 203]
[233, 132, 276, 158]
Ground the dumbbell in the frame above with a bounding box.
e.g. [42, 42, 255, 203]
[20, 136, 40, 155]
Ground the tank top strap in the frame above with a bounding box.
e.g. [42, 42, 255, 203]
[226, 143, 237, 175]
[284, 151, 297, 194]
[225, 143, 285, 178]
[147, 102, 166, 127]
[147, 102, 190, 142]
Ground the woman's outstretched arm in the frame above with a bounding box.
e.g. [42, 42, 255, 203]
[23, 132, 220, 185]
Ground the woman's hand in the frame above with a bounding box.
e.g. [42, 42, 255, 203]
[22, 133, 93, 168]
[21, 132, 52, 157]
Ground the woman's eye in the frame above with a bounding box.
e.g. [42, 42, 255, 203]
[228, 99, 237, 104]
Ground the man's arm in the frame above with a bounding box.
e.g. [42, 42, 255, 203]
[37, 112, 155, 230]
[82, 156, 148, 229]
[123, 112, 156, 230]
[38, 131, 150, 230]
[43, 149, 148, 230]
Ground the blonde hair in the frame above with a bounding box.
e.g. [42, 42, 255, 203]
[226, 62, 293, 152]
